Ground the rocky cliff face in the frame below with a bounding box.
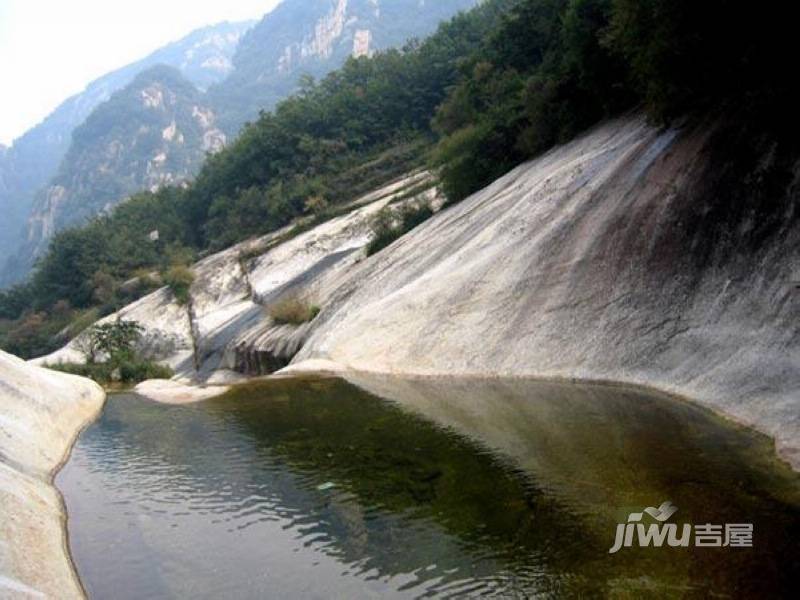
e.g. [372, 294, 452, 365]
[0, 350, 104, 598]
[295, 114, 800, 467]
[0, 21, 251, 286]
[210, 0, 478, 132]
[13, 66, 227, 278]
[39, 114, 800, 470]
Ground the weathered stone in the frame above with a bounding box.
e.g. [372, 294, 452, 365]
[0, 350, 105, 598]
[35, 114, 800, 473]
[37, 171, 440, 382]
[134, 379, 229, 404]
[292, 115, 800, 469]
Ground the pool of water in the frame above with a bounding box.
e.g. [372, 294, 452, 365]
[57, 375, 800, 598]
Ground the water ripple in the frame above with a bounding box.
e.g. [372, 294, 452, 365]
[57, 381, 800, 599]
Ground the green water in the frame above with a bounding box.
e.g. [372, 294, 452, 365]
[57, 376, 800, 598]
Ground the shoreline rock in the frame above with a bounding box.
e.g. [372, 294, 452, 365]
[0, 350, 105, 599]
[133, 379, 230, 404]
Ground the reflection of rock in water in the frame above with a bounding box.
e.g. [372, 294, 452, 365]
[345, 373, 800, 510]
[60, 379, 800, 598]
[341, 372, 800, 597]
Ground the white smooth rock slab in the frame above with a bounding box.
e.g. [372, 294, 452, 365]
[0, 350, 105, 599]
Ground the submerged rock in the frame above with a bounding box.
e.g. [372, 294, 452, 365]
[0, 350, 105, 599]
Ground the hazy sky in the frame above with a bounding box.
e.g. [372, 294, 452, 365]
[0, 0, 281, 146]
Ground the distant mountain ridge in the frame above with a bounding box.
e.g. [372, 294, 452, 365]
[25, 65, 226, 258]
[212, 0, 479, 132]
[1, 0, 478, 287]
[0, 20, 252, 282]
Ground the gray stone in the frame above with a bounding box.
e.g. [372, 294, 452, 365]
[293, 114, 800, 469]
[0, 350, 105, 598]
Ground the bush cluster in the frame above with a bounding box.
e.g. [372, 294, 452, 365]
[49, 319, 173, 385]
[268, 297, 321, 325]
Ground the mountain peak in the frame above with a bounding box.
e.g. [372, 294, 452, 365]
[22, 65, 226, 256]
[130, 64, 196, 93]
[0, 1, 478, 287]
[0, 19, 254, 275]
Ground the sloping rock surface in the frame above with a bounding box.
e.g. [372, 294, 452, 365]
[36, 171, 440, 380]
[0, 350, 105, 599]
[38, 114, 799, 469]
[293, 114, 799, 467]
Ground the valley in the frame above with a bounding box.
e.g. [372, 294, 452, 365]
[0, 0, 798, 597]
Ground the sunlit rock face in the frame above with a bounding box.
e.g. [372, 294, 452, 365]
[36, 171, 440, 381]
[293, 114, 800, 469]
[352, 29, 373, 58]
[0, 350, 104, 598]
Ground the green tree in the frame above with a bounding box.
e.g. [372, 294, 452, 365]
[90, 320, 144, 360]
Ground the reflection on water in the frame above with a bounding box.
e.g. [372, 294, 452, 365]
[57, 376, 800, 599]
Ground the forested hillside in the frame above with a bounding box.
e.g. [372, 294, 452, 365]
[1, 0, 795, 359]
[1, 0, 477, 289]
[434, 0, 798, 201]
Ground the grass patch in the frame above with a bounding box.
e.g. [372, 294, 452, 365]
[269, 297, 321, 325]
[50, 359, 173, 386]
[163, 265, 195, 305]
[387, 179, 438, 206]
